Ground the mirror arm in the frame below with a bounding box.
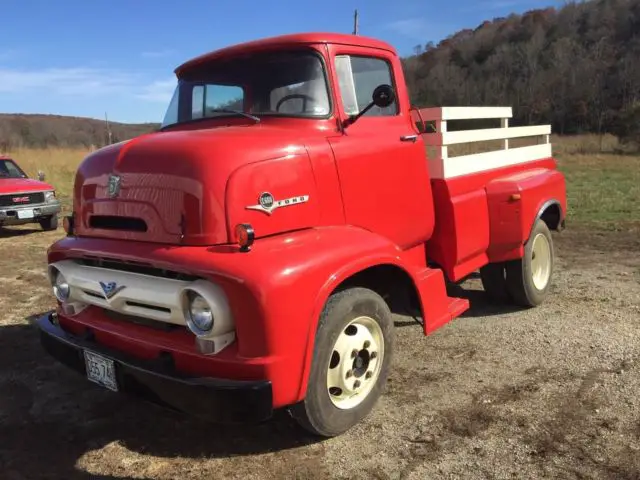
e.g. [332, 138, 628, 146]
[342, 101, 376, 129]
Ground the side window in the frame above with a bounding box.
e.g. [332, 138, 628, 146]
[334, 55, 397, 117]
[191, 84, 244, 119]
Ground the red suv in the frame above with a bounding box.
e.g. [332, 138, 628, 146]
[0, 155, 61, 231]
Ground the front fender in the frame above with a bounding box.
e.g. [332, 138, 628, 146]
[240, 225, 418, 405]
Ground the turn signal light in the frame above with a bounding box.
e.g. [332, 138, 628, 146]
[235, 223, 255, 252]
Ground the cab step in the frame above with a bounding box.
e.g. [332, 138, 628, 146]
[415, 267, 470, 335]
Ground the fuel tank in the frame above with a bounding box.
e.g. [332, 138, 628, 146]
[72, 124, 323, 246]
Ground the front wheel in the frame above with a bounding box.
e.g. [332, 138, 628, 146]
[39, 214, 58, 231]
[505, 219, 555, 307]
[289, 287, 395, 437]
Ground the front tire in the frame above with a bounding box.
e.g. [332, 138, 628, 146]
[289, 287, 395, 437]
[39, 214, 58, 231]
[505, 219, 554, 307]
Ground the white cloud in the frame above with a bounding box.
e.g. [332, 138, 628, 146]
[0, 66, 174, 102]
[141, 49, 177, 59]
[136, 77, 177, 103]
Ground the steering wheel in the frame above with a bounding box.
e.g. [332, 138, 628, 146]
[275, 93, 318, 113]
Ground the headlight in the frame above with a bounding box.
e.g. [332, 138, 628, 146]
[44, 191, 56, 203]
[186, 292, 214, 334]
[53, 271, 70, 302]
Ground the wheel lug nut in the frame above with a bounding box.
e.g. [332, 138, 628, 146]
[364, 340, 370, 349]
[354, 380, 361, 389]
[370, 352, 377, 359]
[365, 371, 373, 379]
[351, 349, 358, 359]
[346, 370, 353, 378]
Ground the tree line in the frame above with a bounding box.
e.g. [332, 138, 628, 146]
[401, 0, 640, 147]
[0, 114, 159, 151]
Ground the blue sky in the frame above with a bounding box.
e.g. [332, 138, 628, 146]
[0, 0, 561, 124]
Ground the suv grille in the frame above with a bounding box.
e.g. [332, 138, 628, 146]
[0, 192, 45, 207]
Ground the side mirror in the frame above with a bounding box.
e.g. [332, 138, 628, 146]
[37, 170, 45, 181]
[372, 84, 395, 108]
[342, 83, 396, 129]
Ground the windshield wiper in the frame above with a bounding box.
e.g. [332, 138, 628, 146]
[159, 109, 260, 131]
[208, 109, 260, 123]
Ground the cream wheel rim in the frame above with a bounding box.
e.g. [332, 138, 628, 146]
[531, 233, 551, 290]
[326, 316, 384, 410]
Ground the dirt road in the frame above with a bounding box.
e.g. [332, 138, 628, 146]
[1, 226, 639, 479]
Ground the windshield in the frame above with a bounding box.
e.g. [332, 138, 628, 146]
[0, 159, 27, 179]
[161, 49, 331, 129]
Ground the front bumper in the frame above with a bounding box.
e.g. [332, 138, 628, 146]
[36, 311, 274, 423]
[0, 200, 61, 225]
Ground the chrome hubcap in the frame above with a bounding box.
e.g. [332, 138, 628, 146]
[531, 233, 551, 290]
[326, 316, 384, 410]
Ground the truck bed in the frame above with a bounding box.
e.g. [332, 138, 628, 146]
[412, 107, 566, 282]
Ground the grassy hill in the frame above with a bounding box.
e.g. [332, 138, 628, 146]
[0, 113, 159, 151]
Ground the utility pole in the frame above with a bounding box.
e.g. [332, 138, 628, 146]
[353, 9, 358, 35]
[104, 112, 112, 146]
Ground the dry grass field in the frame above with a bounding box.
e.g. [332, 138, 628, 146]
[1, 135, 639, 479]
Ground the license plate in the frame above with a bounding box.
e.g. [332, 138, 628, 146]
[83, 350, 118, 391]
[17, 209, 34, 219]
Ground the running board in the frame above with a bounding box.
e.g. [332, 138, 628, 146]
[414, 267, 470, 335]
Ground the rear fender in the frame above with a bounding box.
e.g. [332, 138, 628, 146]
[485, 167, 566, 263]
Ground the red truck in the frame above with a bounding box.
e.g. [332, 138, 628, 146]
[36, 32, 566, 437]
[0, 155, 61, 231]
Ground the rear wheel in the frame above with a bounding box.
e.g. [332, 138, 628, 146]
[506, 219, 554, 307]
[480, 262, 511, 303]
[289, 287, 394, 437]
[39, 214, 58, 231]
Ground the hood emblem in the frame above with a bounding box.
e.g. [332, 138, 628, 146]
[99, 281, 126, 300]
[246, 192, 309, 215]
[107, 174, 122, 198]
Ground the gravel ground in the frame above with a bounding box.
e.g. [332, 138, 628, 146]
[0, 225, 639, 479]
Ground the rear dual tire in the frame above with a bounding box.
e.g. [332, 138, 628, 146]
[289, 287, 394, 437]
[480, 219, 554, 307]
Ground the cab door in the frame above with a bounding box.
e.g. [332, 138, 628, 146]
[326, 44, 435, 250]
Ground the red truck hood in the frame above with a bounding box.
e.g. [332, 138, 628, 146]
[73, 123, 323, 245]
[0, 177, 54, 194]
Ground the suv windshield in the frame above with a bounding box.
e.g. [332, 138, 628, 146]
[161, 50, 331, 129]
[0, 159, 27, 179]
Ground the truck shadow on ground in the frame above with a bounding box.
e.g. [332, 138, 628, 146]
[394, 278, 523, 330]
[0, 316, 323, 479]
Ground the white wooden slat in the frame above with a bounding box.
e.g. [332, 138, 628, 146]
[422, 125, 552, 146]
[428, 144, 553, 179]
[415, 106, 513, 121]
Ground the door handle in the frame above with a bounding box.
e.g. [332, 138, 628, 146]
[400, 134, 418, 142]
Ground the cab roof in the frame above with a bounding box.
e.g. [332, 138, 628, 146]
[175, 32, 397, 75]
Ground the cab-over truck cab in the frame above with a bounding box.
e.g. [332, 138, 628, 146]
[36, 32, 566, 437]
